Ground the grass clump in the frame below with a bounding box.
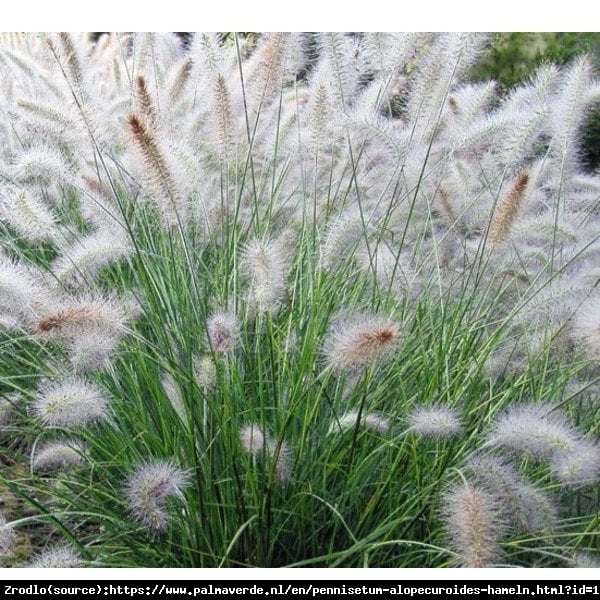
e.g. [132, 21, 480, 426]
[0, 32, 598, 568]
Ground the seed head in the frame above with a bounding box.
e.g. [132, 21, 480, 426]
[0, 257, 48, 319]
[212, 72, 234, 160]
[319, 209, 367, 272]
[162, 374, 185, 421]
[0, 394, 18, 429]
[32, 377, 108, 427]
[464, 455, 556, 533]
[322, 311, 399, 373]
[442, 483, 506, 568]
[328, 410, 390, 435]
[127, 113, 185, 228]
[80, 173, 120, 229]
[52, 229, 133, 288]
[35, 296, 127, 339]
[47, 33, 84, 96]
[194, 355, 216, 392]
[0, 187, 59, 242]
[0, 313, 21, 331]
[407, 405, 462, 438]
[0, 512, 16, 553]
[571, 296, 600, 366]
[550, 439, 600, 487]
[240, 237, 289, 316]
[125, 460, 189, 532]
[32, 440, 86, 473]
[488, 171, 530, 244]
[267, 438, 292, 483]
[239, 424, 292, 482]
[570, 552, 600, 568]
[68, 331, 118, 373]
[134, 75, 158, 127]
[239, 423, 268, 457]
[281, 330, 298, 354]
[26, 544, 82, 568]
[486, 403, 578, 459]
[13, 145, 72, 187]
[207, 311, 238, 354]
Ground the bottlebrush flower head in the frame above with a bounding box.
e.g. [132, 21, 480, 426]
[0, 395, 18, 429]
[240, 237, 289, 316]
[32, 377, 108, 427]
[570, 552, 600, 568]
[441, 482, 506, 568]
[571, 295, 600, 367]
[356, 244, 416, 297]
[239, 423, 268, 457]
[319, 209, 368, 272]
[12, 145, 74, 187]
[32, 439, 86, 472]
[35, 296, 128, 340]
[79, 173, 122, 230]
[52, 229, 133, 288]
[0, 313, 21, 331]
[194, 355, 216, 392]
[321, 311, 399, 373]
[25, 544, 82, 568]
[126, 113, 187, 228]
[486, 403, 579, 459]
[488, 172, 530, 244]
[162, 373, 185, 421]
[550, 439, 600, 487]
[0, 256, 49, 319]
[133, 75, 159, 128]
[0, 186, 59, 243]
[243, 33, 301, 115]
[464, 455, 557, 534]
[68, 331, 119, 373]
[239, 424, 292, 482]
[0, 512, 16, 553]
[281, 329, 298, 354]
[407, 405, 462, 438]
[46, 33, 86, 99]
[211, 73, 234, 161]
[207, 310, 238, 354]
[328, 410, 390, 435]
[166, 56, 193, 106]
[124, 460, 189, 532]
[267, 437, 292, 483]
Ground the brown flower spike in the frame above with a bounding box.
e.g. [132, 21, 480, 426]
[488, 172, 530, 244]
[322, 312, 399, 373]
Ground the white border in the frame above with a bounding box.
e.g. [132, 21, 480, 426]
[1, 2, 597, 32]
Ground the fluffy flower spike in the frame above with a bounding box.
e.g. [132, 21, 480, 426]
[125, 460, 189, 532]
[322, 311, 399, 373]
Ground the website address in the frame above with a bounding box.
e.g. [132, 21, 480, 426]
[4, 585, 599, 597]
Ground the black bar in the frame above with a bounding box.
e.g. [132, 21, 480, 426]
[1, 582, 599, 600]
